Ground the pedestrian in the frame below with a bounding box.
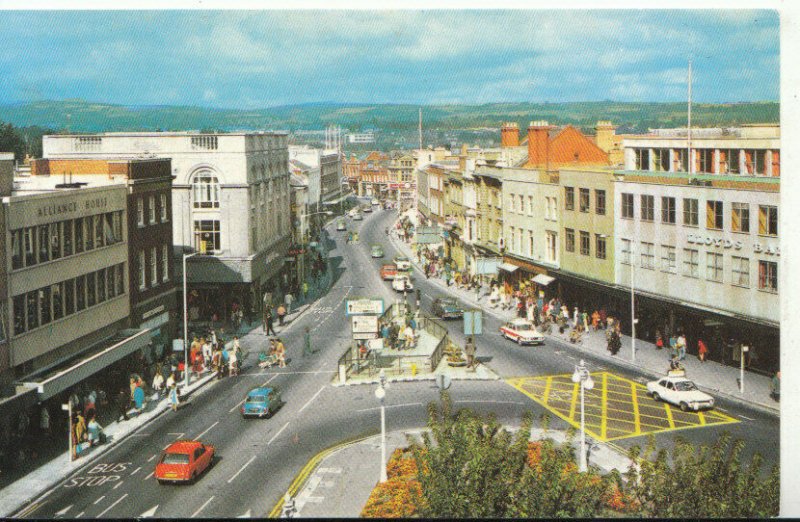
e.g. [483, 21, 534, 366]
[75, 412, 87, 445]
[591, 310, 600, 330]
[655, 330, 664, 350]
[668, 334, 678, 360]
[168, 380, 179, 412]
[697, 338, 708, 363]
[152, 371, 165, 399]
[284, 292, 294, 315]
[264, 307, 277, 336]
[277, 304, 287, 326]
[573, 307, 580, 329]
[39, 406, 50, 439]
[116, 388, 130, 421]
[302, 281, 309, 301]
[275, 338, 287, 368]
[87, 414, 105, 447]
[677, 333, 687, 361]
[202, 338, 213, 370]
[599, 308, 607, 329]
[133, 382, 145, 414]
[582, 311, 589, 331]
[464, 337, 476, 368]
[303, 327, 312, 357]
[229, 346, 239, 376]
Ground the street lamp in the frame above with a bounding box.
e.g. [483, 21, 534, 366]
[375, 369, 388, 483]
[183, 251, 199, 388]
[571, 360, 595, 473]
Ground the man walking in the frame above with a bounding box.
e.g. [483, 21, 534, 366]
[677, 333, 687, 361]
[284, 292, 294, 315]
[264, 307, 277, 336]
[464, 337, 477, 369]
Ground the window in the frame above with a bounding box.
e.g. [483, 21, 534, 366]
[706, 253, 723, 282]
[565, 228, 575, 252]
[683, 248, 699, 278]
[162, 245, 170, 282]
[138, 251, 146, 290]
[517, 229, 523, 255]
[580, 231, 590, 256]
[192, 173, 220, 209]
[97, 269, 106, 303]
[26, 292, 39, 330]
[194, 220, 221, 253]
[38, 287, 51, 326]
[160, 193, 169, 222]
[74, 218, 84, 253]
[640, 195, 654, 222]
[51, 222, 62, 260]
[191, 135, 218, 150]
[745, 150, 767, 176]
[697, 149, 714, 173]
[11, 230, 22, 269]
[148, 195, 156, 224]
[137, 198, 145, 226]
[706, 200, 723, 230]
[635, 148, 650, 170]
[24, 228, 35, 266]
[509, 227, 515, 252]
[661, 197, 676, 224]
[564, 187, 574, 211]
[758, 260, 778, 293]
[38, 225, 49, 263]
[529, 231, 534, 257]
[509, 194, 515, 212]
[758, 205, 778, 236]
[683, 198, 698, 226]
[720, 149, 740, 174]
[112, 212, 123, 243]
[672, 149, 688, 172]
[528, 196, 534, 216]
[640, 242, 655, 269]
[731, 256, 750, 287]
[579, 188, 590, 213]
[653, 149, 669, 171]
[731, 203, 750, 233]
[621, 238, 632, 265]
[116, 264, 125, 296]
[661, 245, 676, 273]
[65, 279, 75, 315]
[595, 190, 606, 215]
[519, 195, 524, 214]
[63, 221, 73, 257]
[150, 247, 158, 287]
[621, 193, 634, 219]
[545, 231, 557, 263]
[595, 234, 607, 260]
[76, 275, 86, 311]
[94, 214, 104, 248]
[13, 295, 25, 335]
[86, 271, 96, 307]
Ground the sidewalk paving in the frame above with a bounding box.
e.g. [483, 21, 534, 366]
[293, 426, 629, 518]
[388, 223, 779, 415]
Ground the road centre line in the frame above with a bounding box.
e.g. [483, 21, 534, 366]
[96, 493, 128, 518]
[268, 422, 291, 445]
[227, 455, 257, 484]
[229, 398, 247, 414]
[93, 496, 105, 505]
[193, 421, 219, 441]
[191, 496, 215, 518]
[130, 466, 141, 476]
[76, 512, 84, 518]
[740, 414, 755, 421]
[298, 386, 326, 413]
[261, 374, 279, 387]
[147, 454, 157, 462]
[357, 402, 424, 413]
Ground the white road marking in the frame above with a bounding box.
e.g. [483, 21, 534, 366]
[227, 455, 257, 484]
[96, 493, 128, 518]
[268, 422, 291, 445]
[237, 509, 252, 518]
[740, 414, 755, 421]
[113, 480, 124, 489]
[167, 432, 184, 436]
[191, 496, 215, 518]
[229, 398, 247, 414]
[147, 454, 157, 462]
[356, 402, 424, 413]
[76, 512, 84, 518]
[193, 421, 219, 440]
[130, 466, 141, 476]
[298, 386, 326, 413]
[144, 472, 154, 481]
[39, 489, 55, 501]
[93, 496, 105, 505]
[261, 374, 279, 387]
[140, 505, 158, 517]
[162, 444, 172, 450]
[55, 505, 72, 516]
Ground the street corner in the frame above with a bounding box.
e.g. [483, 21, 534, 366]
[505, 372, 739, 442]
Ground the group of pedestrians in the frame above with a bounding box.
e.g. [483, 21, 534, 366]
[186, 331, 242, 379]
[378, 313, 418, 351]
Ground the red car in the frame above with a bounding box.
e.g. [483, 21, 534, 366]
[380, 264, 398, 280]
[155, 440, 215, 484]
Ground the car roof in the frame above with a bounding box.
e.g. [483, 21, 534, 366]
[662, 376, 691, 383]
[248, 387, 272, 396]
[509, 319, 530, 326]
[165, 440, 203, 453]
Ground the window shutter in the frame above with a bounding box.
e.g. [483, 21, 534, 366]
[745, 151, 753, 175]
[731, 206, 740, 231]
[718, 150, 727, 173]
[758, 206, 767, 235]
[771, 150, 780, 177]
[706, 202, 714, 229]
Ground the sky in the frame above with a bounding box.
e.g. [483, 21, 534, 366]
[0, 9, 779, 109]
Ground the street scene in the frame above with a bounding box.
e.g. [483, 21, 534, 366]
[0, 6, 791, 519]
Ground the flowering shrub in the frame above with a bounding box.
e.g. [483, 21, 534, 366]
[361, 448, 425, 518]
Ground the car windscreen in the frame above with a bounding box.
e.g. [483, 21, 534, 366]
[246, 395, 267, 403]
[674, 382, 698, 392]
[513, 323, 532, 331]
[162, 452, 190, 465]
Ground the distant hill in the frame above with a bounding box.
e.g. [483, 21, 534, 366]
[0, 99, 779, 134]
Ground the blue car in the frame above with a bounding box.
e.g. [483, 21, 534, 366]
[241, 387, 283, 419]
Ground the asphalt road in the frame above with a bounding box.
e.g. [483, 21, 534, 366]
[20, 203, 779, 519]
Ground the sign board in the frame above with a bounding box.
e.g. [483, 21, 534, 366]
[352, 315, 379, 334]
[353, 332, 378, 340]
[463, 310, 483, 336]
[345, 299, 384, 316]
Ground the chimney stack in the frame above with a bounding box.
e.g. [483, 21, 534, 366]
[594, 120, 617, 153]
[500, 122, 519, 148]
[527, 120, 552, 168]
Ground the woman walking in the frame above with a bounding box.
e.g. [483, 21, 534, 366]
[697, 338, 708, 363]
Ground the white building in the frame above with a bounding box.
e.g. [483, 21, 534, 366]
[288, 145, 345, 208]
[42, 132, 292, 315]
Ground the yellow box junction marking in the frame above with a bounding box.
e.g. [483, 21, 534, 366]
[506, 372, 738, 442]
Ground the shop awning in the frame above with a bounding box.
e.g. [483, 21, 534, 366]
[18, 328, 155, 401]
[532, 274, 555, 286]
[498, 263, 519, 273]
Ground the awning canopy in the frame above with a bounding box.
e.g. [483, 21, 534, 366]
[18, 328, 155, 401]
[532, 274, 555, 286]
[498, 263, 519, 273]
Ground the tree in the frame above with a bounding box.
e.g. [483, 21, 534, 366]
[623, 433, 779, 518]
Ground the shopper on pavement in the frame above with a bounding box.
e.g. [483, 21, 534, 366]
[275, 338, 287, 367]
[277, 304, 287, 326]
[264, 307, 277, 336]
[152, 371, 165, 399]
[285, 292, 294, 314]
[770, 371, 780, 402]
[697, 338, 708, 362]
[116, 388, 130, 421]
[677, 333, 687, 361]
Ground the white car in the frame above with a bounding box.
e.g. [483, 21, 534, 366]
[362, 205, 373, 213]
[646, 376, 715, 411]
[393, 256, 411, 271]
[499, 319, 545, 345]
[392, 275, 413, 292]
[371, 199, 380, 206]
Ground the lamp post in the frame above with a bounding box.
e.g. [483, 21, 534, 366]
[740, 344, 749, 393]
[630, 245, 636, 363]
[375, 369, 388, 483]
[183, 251, 199, 388]
[571, 360, 595, 473]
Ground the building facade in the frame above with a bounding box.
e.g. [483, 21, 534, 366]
[388, 152, 416, 210]
[42, 132, 292, 319]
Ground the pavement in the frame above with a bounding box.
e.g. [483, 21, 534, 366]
[387, 217, 780, 416]
[291, 426, 630, 518]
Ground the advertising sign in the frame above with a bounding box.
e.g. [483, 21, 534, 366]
[345, 298, 384, 316]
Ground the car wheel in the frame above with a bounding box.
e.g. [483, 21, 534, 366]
[652, 392, 661, 402]
[517, 337, 523, 346]
[189, 472, 197, 485]
[157, 479, 165, 485]
[680, 402, 689, 412]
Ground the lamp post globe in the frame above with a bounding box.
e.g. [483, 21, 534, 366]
[375, 386, 386, 400]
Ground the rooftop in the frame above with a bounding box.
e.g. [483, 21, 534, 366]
[47, 130, 288, 137]
[11, 173, 128, 196]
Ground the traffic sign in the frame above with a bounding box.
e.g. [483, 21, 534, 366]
[345, 298, 384, 316]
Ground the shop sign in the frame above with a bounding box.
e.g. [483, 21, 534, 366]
[754, 243, 780, 255]
[686, 234, 743, 250]
[142, 305, 166, 320]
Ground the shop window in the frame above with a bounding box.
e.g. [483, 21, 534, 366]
[580, 231, 590, 256]
[706, 200, 723, 230]
[731, 256, 749, 287]
[683, 198, 698, 226]
[683, 248, 699, 278]
[621, 193, 634, 219]
[661, 197, 676, 224]
[640, 195, 654, 222]
[565, 228, 575, 253]
[758, 260, 777, 293]
[758, 205, 778, 236]
[731, 203, 750, 233]
[579, 188, 590, 213]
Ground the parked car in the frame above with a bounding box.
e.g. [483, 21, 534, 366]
[155, 440, 215, 484]
[431, 297, 464, 319]
[500, 319, 545, 345]
[371, 245, 385, 258]
[392, 274, 413, 292]
[336, 218, 347, 231]
[380, 264, 398, 280]
[371, 199, 380, 206]
[353, 211, 363, 221]
[646, 376, 715, 411]
[393, 255, 411, 271]
[241, 386, 283, 418]
[362, 204, 372, 213]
